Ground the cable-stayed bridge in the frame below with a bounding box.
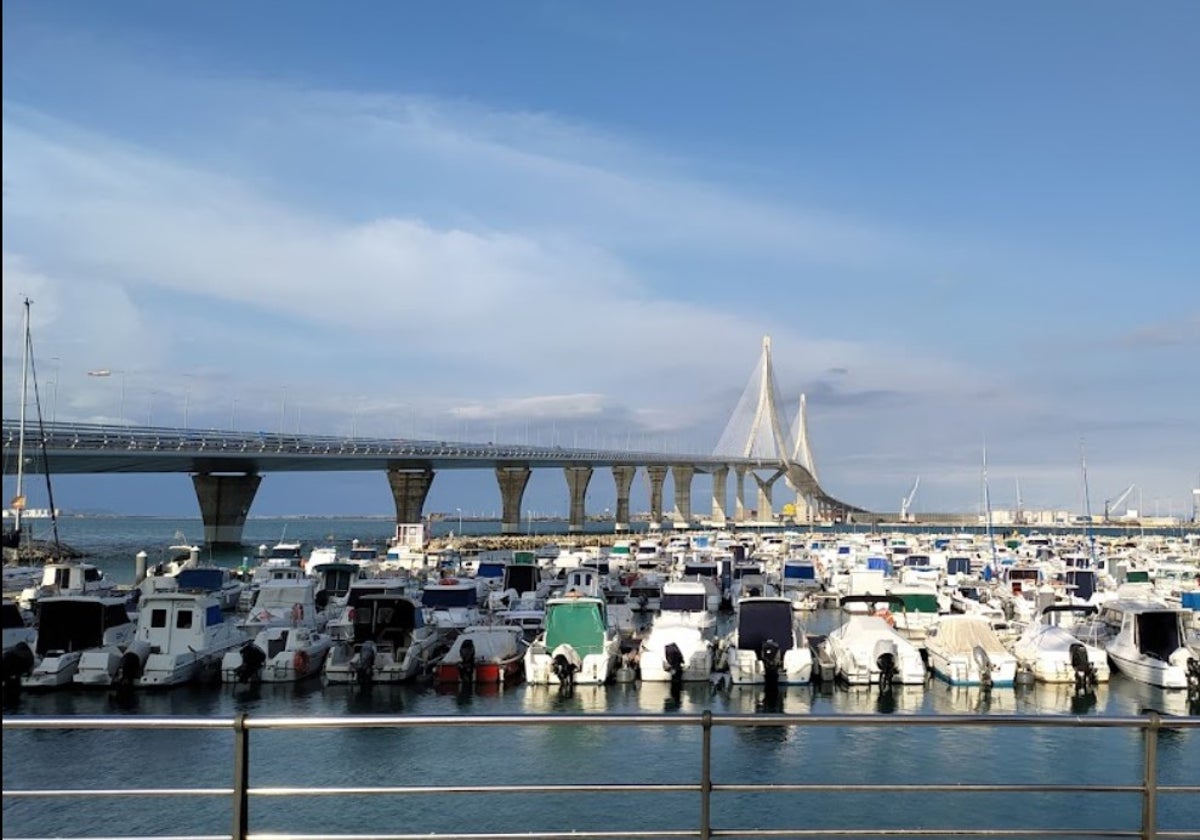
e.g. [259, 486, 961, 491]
[3, 337, 865, 544]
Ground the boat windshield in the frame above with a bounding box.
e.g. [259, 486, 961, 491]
[735, 601, 795, 653]
[660, 592, 706, 612]
[1136, 612, 1183, 660]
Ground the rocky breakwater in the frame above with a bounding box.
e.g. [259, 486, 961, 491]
[425, 533, 630, 554]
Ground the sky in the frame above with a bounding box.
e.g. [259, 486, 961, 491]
[3, 1, 1198, 521]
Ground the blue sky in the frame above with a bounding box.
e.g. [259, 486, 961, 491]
[3, 1, 1198, 520]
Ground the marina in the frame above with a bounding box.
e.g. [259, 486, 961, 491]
[3, 516, 1199, 837]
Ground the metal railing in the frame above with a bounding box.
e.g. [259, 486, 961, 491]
[4, 711, 1198, 840]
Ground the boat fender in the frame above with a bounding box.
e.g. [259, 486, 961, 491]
[292, 649, 310, 675]
[877, 609, 896, 628]
[291, 603, 304, 625]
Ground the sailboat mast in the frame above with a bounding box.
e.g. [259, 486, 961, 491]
[982, 442, 996, 568]
[1079, 437, 1097, 565]
[13, 297, 32, 540]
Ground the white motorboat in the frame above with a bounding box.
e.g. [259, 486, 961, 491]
[123, 591, 248, 687]
[524, 594, 621, 686]
[19, 561, 118, 610]
[1097, 599, 1199, 691]
[638, 580, 716, 683]
[242, 579, 326, 633]
[18, 595, 137, 690]
[822, 596, 927, 689]
[884, 586, 943, 646]
[719, 596, 812, 686]
[925, 615, 1018, 688]
[435, 624, 526, 686]
[221, 624, 333, 683]
[421, 578, 483, 634]
[167, 566, 246, 611]
[1010, 604, 1110, 688]
[323, 594, 446, 684]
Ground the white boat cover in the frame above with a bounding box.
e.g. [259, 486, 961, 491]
[933, 618, 1008, 656]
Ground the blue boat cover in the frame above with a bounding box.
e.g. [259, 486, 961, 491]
[783, 563, 817, 580]
[866, 556, 891, 573]
[176, 568, 224, 592]
[1181, 591, 1200, 611]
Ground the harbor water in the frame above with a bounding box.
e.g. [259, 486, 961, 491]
[3, 516, 1198, 838]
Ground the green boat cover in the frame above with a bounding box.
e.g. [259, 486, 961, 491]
[544, 599, 607, 656]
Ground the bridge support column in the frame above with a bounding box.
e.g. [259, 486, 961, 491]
[671, 465, 694, 529]
[564, 466, 593, 533]
[710, 466, 728, 528]
[734, 466, 747, 522]
[387, 467, 435, 524]
[645, 466, 667, 531]
[192, 473, 261, 547]
[611, 466, 636, 532]
[496, 465, 532, 535]
[753, 468, 786, 523]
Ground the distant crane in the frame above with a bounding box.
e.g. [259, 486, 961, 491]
[1104, 484, 1137, 522]
[900, 477, 920, 522]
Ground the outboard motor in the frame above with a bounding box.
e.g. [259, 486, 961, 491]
[355, 640, 377, 687]
[234, 642, 267, 684]
[876, 651, 897, 692]
[458, 639, 476, 685]
[760, 638, 783, 690]
[1069, 642, 1097, 692]
[664, 642, 685, 687]
[972, 645, 994, 690]
[1187, 655, 1200, 698]
[2, 643, 35, 692]
[551, 643, 581, 692]
[114, 650, 144, 689]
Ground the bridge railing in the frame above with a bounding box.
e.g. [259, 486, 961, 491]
[3, 711, 1197, 840]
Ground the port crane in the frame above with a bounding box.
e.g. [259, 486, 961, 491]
[899, 477, 920, 522]
[1104, 484, 1136, 522]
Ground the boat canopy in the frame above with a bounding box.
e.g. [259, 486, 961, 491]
[422, 586, 479, 608]
[355, 595, 423, 644]
[1125, 570, 1151, 584]
[783, 562, 817, 581]
[866, 557, 891, 573]
[1065, 570, 1096, 601]
[476, 561, 506, 579]
[544, 599, 608, 656]
[314, 564, 360, 598]
[503, 564, 540, 593]
[175, 568, 227, 593]
[36, 599, 130, 655]
[660, 591, 706, 612]
[892, 592, 940, 613]
[946, 557, 972, 576]
[735, 600, 795, 653]
[1136, 611, 1184, 660]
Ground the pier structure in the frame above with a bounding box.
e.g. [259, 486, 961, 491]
[2, 337, 865, 546]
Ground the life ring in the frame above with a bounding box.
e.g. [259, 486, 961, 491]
[877, 609, 896, 628]
[292, 649, 310, 674]
[291, 603, 304, 624]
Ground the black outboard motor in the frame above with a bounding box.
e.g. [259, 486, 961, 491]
[459, 639, 476, 685]
[552, 652, 577, 691]
[876, 650, 897, 693]
[664, 642, 685, 687]
[234, 642, 267, 683]
[1186, 655, 1200, 698]
[760, 638, 783, 691]
[1069, 642, 1097, 692]
[2, 643, 35, 692]
[114, 650, 145, 689]
[355, 640, 377, 687]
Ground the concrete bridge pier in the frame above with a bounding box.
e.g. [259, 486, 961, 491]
[710, 466, 728, 528]
[753, 468, 786, 522]
[564, 466, 593, 533]
[611, 466, 636, 532]
[496, 465, 532, 534]
[192, 473, 261, 547]
[734, 466, 747, 522]
[670, 465, 694, 529]
[387, 467, 435, 528]
[645, 465, 667, 530]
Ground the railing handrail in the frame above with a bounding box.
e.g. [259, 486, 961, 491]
[3, 711, 1198, 840]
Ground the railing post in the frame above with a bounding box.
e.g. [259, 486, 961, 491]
[1141, 711, 1159, 840]
[700, 711, 712, 840]
[232, 713, 250, 840]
